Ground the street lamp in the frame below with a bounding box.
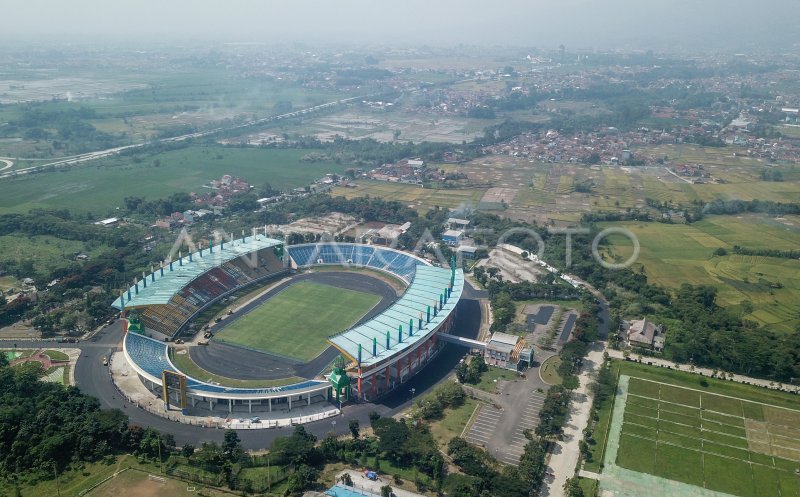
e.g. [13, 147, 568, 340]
[331, 420, 336, 434]
[409, 387, 416, 401]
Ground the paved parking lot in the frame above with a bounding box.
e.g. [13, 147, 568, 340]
[499, 390, 546, 465]
[465, 404, 503, 447]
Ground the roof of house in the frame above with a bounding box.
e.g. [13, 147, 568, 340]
[628, 318, 658, 345]
[442, 229, 464, 238]
[447, 217, 470, 226]
[487, 332, 520, 353]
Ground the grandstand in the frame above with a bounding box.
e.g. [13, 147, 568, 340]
[287, 243, 464, 401]
[124, 330, 331, 413]
[287, 243, 421, 282]
[113, 234, 287, 337]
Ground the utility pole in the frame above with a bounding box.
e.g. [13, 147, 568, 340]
[157, 433, 164, 474]
[267, 453, 271, 492]
[53, 462, 61, 497]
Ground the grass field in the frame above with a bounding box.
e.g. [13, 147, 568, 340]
[0, 455, 168, 497]
[0, 234, 111, 274]
[539, 355, 563, 385]
[42, 365, 68, 385]
[598, 361, 800, 497]
[0, 146, 350, 214]
[43, 349, 69, 361]
[474, 366, 520, 393]
[428, 397, 482, 451]
[86, 467, 231, 497]
[215, 281, 380, 361]
[601, 215, 800, 332]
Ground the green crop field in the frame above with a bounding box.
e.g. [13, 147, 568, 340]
[214, 281, 380, 361]
[598, 362, 800, 497]
[601, 216, 800, 332]
[0, 234, 111, 274]
[0, 146, 350, 214]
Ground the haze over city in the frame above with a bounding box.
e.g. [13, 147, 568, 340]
[2, 0, 799, 49]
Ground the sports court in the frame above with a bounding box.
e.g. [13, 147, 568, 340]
[599, 375, 800, 497]
[214, 281, 380, 361]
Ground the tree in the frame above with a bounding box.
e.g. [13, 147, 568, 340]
[381, 485, 393, 497]
[271, 426, 318, 466]
[340, 472, 354, 486]
[181, 444, 195, 459]
[222, 430, 243, 462]
[286, 464, 318, 494]
[349, 419, 360, 439]
[195, 442, 224, 467]
[564, 476, 585, 497]
[455, 361, 469, 383]
[372, 418, 410, 463]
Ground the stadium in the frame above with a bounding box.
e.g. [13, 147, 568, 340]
[113, 231, 465, 420]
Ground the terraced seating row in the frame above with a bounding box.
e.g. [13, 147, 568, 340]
[125, 332, 327, 395]
[287, 243, 422, 283]
[125, 331, 174, 378]
[135, 250, 287, 337]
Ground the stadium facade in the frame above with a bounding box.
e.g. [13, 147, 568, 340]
[113, 234, 464, 416]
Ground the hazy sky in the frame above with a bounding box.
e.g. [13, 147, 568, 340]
[3, 0, 799, 50]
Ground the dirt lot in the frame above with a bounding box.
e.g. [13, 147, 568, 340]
[266, 212, 358, 236]
[477, 247, 542, 283]
[87, 469, 229, 497]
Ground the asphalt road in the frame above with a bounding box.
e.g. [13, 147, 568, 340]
[1, 287, 482, 449]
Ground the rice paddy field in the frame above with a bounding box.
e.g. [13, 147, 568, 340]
[0, 147, 350, 214]
[600, 216, 800, 332]
[599, 363, 800, 497]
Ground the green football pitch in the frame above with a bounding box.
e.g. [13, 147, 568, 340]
[601, 371, 800, 497]
[214, 281, 381, 362]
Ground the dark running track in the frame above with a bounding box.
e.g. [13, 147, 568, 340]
[190, 271, 398, 380]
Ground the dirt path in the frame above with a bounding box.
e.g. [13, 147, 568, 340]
[540, 343, 606, 497]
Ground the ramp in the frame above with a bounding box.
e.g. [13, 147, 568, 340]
[437, 332, 486, 350]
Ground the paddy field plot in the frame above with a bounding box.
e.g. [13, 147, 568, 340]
[600, 216, 800, 332]
[0, 147, 350, 214]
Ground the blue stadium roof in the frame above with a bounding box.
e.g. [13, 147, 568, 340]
[123, 331, 327, 397]
[112, 234, 283, 310]
[328, 264, 464, 369]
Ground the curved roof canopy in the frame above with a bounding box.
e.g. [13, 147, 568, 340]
[328, 264, 464, 369]
[112, 234, 283, 310]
